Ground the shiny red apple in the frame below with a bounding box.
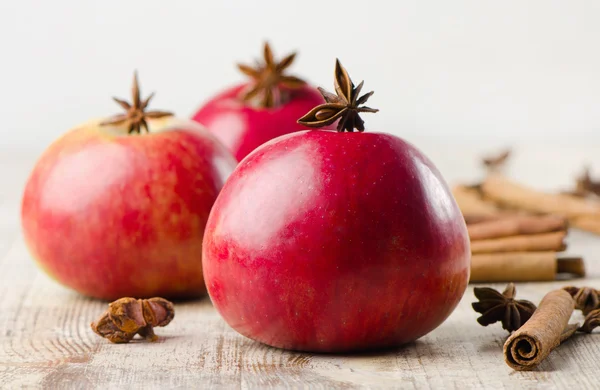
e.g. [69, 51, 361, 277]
[21, 74, 237, 300]
[191, 42, 332, 161]
[202, 60, 470, 352]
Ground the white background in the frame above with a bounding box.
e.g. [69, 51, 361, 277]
[2, 0, 600, 152]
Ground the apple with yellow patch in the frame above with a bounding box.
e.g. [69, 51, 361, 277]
[21, 73, 236, 300]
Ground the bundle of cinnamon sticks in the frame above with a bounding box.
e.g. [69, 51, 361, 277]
[465, 212, 585, 282]
[454, 168, 592, 282]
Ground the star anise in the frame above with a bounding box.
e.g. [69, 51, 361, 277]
[100, 71, 173, 134]
[563, 286, 600, 315]
[578, 308, 600, 333]
[237, 42, 306, 108]
[297, 59, 378, 133]
[472, 283, 537, 332]
[482, 149, 511, 172]
[91, 297, 175, 343]
[572, 167, 600, 197]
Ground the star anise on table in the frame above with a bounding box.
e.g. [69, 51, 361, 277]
[472, 283, 537, 332]
[572, 167, 600, 197]
[579, 308, 600, 333]
[297, 59, 378, 133]
[563, 286, 600, 315]
[91, 297, 175, 343]
[100, 71, 173, 134]
[237, 42, 306, 108]
[482, 149, 511, 172]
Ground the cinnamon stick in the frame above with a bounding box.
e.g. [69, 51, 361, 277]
[470, 231, 567, 254]
[467, 215, 567, 241]
[571, 215, 600, 235]
[464, 215, 498, 225]
[503, 289, 578, 370]
[452, 185, 503, 221]
[481, 174, 600, 218]
[470, 252, 585, 282]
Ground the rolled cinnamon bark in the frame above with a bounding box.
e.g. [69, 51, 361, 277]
[470, 231, 567, 254]
[481, 174, 600, 217]
[464, 215, 498, 224]
[467, 215, 567, 240]
[470, 252, 585, 282]
[571, 215, 600, 235]
[503, 289, 578, 370]
[452, 185, 503, 221]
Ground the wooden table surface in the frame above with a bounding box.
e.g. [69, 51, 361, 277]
[2, 144, 600, 389]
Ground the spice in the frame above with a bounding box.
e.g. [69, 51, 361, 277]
[467, 215, 567, 241]
[459, 194, 585, 283]
[91, 297, 175, 343]
[503, 289, 577, 371]
[573, 167, 600, 197]
[472, 283, 536, 332]
[476, 174, 600, 237]
[452, 185, 504, 223]
[454, 155, 600, 237]
[297, 59, 378, 132]
[482, 149, 511, 172]
[481, 174, 600, 218]
[571, 215, 600, 235]
[101, 72, 173, 134]
[470, 252, 584, 283]
[237, 42, 305, 108]
[579, 308, 600, 333]
[563, 286, 600, 315]
[470, 231, 567, 254]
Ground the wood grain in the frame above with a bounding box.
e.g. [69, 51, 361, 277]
[3, 150, 600, 389]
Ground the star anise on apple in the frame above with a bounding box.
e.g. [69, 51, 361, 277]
[472, 283, 537, 332]
[563, 286, 600, 315]
[297, 59, 378, 133]
[237, 42, 306, 108]
[101, 71, 173, 134]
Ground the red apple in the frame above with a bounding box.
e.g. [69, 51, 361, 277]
[191, 42, 332, 161]
[21, 74, 237, 300]
[202, 60, 470, 352]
